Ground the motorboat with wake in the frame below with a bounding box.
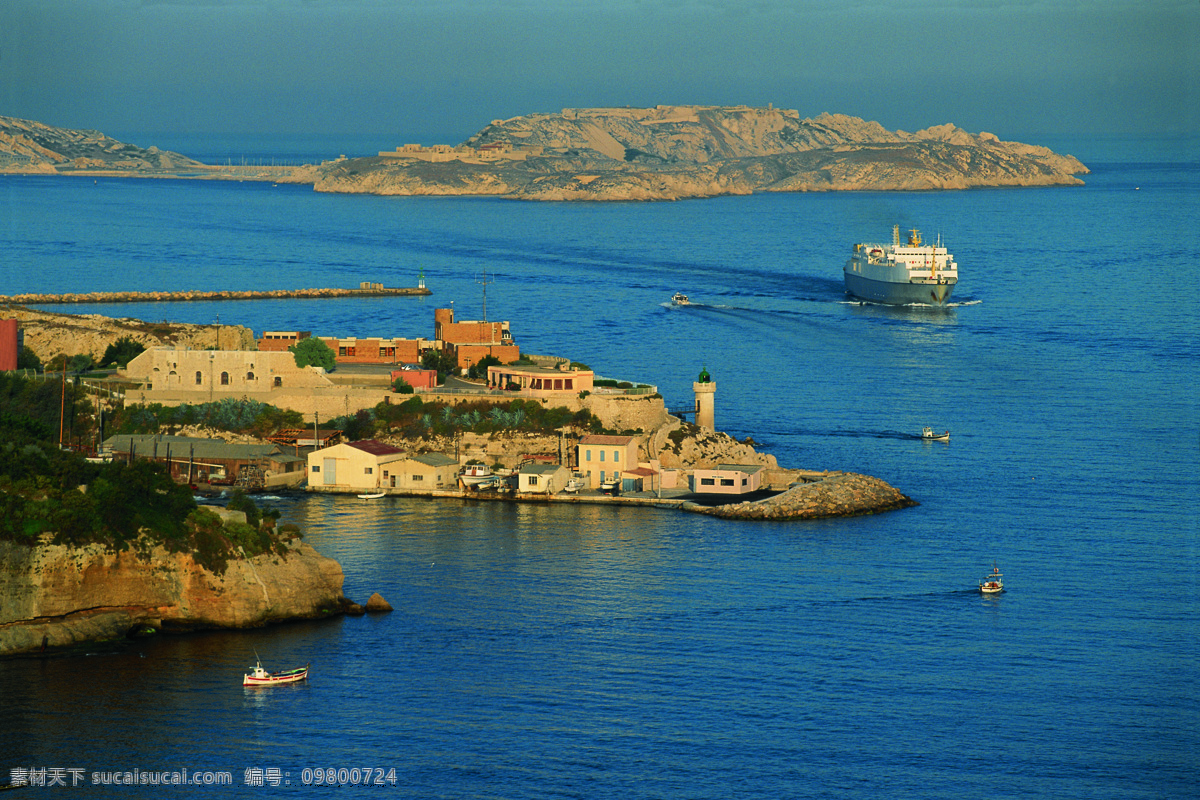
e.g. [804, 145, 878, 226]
[922, 426, 950, 441]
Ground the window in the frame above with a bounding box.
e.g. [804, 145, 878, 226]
[311, 465, 321, 473]
[742, 478, 748, 486]
[220, 372, 230, 385]
[413, 474, 423, 481]
[274, 377, 282, 387]
[195, 371, 203, 385]
[383, 471, 389, 478]
[600, 451, 605, 462]
[585, 449, 591, 462]
[365, 467, 373, 474]
[529, 475, 539, 486]
[565, 379, 573, 390]
[246, 372, 255, 381]
[700, 477, 715, 486]
[720, 478, 735, 486]
[613, 451, 619, 463]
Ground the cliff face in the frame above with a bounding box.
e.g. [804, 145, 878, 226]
[1, 306, 256, 364]
[314, 105, 1088, 200]
[0, 539, 345, 657]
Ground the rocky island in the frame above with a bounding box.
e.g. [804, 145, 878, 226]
[2, 105, 1087, 200]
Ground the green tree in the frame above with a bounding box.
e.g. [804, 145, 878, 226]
[16, 346, 41, 372]
[391, 376, 414, 394]
[289, 337, 337, 371]
[467, 355, 501, 381]
[99, 336, 146, 369]
[420, 349, 458, 384]
[342, 408, 375, 441]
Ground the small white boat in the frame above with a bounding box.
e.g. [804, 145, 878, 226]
[243, 660, 309, 687]
[979, 563, 1004, 594]
[459, 464, 496, 486]
[564, 478, 582, 494]
[357, 491, 386, 499]
[922, 426, 950, 441]
[671, 292, 690, 306]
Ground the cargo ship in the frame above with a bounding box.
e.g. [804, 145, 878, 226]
[844, 226, 958, 305]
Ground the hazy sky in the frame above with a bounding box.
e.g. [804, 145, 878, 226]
[2, 0, 1196, 144]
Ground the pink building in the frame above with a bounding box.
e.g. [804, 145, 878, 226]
[691, 464, 764, 495]
[577, 434, 638, 489]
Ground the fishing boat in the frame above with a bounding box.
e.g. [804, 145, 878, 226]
[357, 491, 386, 499]
[671, 292, 690, 306]
[243, 659, 309, 687]
[459, 464, 497, 486]
[922, 426, 950, 441]
[979, 563, 1004, 594]
[845, 225, 958, 305]
[564, 478, 582, 494]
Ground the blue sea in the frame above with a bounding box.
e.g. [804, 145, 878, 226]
[1, 135, 1198, 798]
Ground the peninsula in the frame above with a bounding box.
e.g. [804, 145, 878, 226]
[1, 105, 1088, 201]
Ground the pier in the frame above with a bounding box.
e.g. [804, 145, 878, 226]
[0, 285, 432, 305]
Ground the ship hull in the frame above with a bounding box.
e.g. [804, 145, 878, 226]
[843, 269, 956, 306]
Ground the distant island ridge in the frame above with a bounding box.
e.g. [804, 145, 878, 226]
[0, 105, 1088, 201]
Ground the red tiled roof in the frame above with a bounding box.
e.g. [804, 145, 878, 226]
[348, 439, 405, 456]
[579, 435, 635, 445]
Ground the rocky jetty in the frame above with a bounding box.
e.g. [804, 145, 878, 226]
[0, 538, 347, 657]
[0, 287, 430, 306]
[313, 105, 1088, 201]
[685, 472, 917, 521]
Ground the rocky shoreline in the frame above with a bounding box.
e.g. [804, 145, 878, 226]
[0, 538, 351, 658]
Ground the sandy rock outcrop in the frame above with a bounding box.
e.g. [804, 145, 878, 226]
[2, 306, 255, 364]
[0, 115, 204, 173]
[0, 539, 345, 657]
[653, 421, 777, 471]
[315, 105, 1088, 201]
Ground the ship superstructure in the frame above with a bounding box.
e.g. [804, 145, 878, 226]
[844, 226, 958, 305]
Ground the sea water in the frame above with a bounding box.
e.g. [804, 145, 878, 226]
[0, 139, 1197, 798]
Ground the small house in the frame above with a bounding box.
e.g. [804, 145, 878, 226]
[690, 464, 764, 495]
[518, 462, 571, 494]
[383, 453, 459, 490]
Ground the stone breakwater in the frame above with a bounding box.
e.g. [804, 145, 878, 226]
[0, 539, 348, 657]
[684, 472, 918, 521]
[0, 286, 431, 305]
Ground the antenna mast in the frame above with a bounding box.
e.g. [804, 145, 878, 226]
[476, 271, 495, 322]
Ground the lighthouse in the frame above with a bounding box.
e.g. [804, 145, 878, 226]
[693, 366, 716, 431]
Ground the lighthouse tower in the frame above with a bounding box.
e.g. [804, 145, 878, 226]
[693, 366, 716, 431]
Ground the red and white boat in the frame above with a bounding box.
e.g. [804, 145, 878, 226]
[243, 660, 309, 687]
[979, 563, 1004, 594]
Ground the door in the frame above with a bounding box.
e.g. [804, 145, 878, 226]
[323, 458, 336, 485]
